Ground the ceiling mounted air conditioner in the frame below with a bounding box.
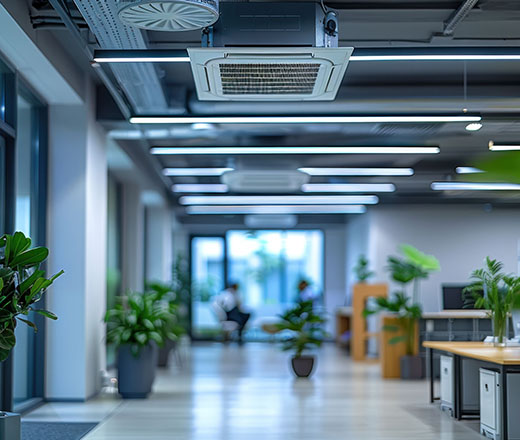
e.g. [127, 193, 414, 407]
[221, 170, 309, 193]
[189, 47, 352, 101]
[188, 2, 352, 101]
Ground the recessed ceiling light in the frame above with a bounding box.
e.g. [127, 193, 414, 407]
[172, 184, 228, 193]
[163, 168, 233, 176]
[150, 146, 440, 155]
[186, 205, 368, 215]
[465, 123, 483, 132]
[350, 55, 520, 61]
[302, 183, 395, 193]
[298, 167, 414, 176]
[455, 167, 485, 174]
[179, 195, 379, 205]
[93, 50, 190, 63]
[488, 141, 520, 151]
[431, 182, 520, 191]
[131, 115, 481, 125]
[191, 123, 216, 131]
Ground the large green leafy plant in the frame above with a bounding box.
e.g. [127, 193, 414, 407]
[276, 301, 327, 357]
[365, 245, 440, 355]
[105, 291, 178, 356]
[0, 232, 63, 361]
[146, 281, 185, 340]
[464, 258, 520, 344]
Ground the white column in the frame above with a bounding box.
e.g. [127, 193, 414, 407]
[46, 83, 107, 400]
[145, 206, 174, 284]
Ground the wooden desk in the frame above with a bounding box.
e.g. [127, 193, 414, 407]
[423, 341, 520, 439]
[335, 307, 352, 347]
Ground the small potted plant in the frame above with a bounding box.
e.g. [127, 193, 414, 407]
[365, 244, 440, 379]
[276, 300, 327, 378]
[465, 258, 520, 346]
[354, 254, 374, 283]
[105, 291, 177, 398]
[0, 232, 63, 439]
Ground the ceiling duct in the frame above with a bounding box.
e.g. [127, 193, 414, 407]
[221, 170, 309, 193]
[72, 0, 169, 114]
[118, 0, 219, 32]
[189, 3, 353, 101]
[245, 214, 298, 228]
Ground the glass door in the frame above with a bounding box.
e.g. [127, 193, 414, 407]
[191, 236, 226, 338]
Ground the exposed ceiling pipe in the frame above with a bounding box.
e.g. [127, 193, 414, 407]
[443, 0, 480, 36]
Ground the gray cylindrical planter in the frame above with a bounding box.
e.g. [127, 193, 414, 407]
[117, 343, 158, 399]
[400, 355, 423, 380]
[291, 355, 315, 378]
[0, 412, 20, 440]
[158, 340, 177, 368]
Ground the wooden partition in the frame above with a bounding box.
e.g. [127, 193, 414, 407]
[351, 283, 388, 361]
[380, 316, 419, 378]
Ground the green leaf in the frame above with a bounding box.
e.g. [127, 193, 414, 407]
[401, 244, 440, 272]
[11, 247, 49, 267]
[34, 309, 58, 320]
[382, 324, 400, 332]
[388, 335, 407, 345]
[17, 317, 38, 332]
[0, 328, 16, 351]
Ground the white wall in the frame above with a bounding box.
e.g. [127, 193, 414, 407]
[145, 206, 174, 283]
[46, 82, 107, 400]
[365, 205, 520, 312]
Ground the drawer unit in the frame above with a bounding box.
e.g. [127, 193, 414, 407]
[440, 355, 454, 415]
[480, 368, 501, 440]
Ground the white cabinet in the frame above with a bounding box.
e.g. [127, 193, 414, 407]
[480, 368, 500, 439]
[440, 355, 454, 415]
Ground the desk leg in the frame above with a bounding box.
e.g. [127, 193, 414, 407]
[501, 365, 508, 440]
[454, 355, 462, 420]
[427, 347, 434, 403]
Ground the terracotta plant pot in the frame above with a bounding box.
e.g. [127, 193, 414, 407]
[400, 354, 423, 380]
[291, 355, 315, 378]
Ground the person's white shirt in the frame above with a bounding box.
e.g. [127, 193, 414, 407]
[218, 288, 239, 312]
[300, 286, 317, 302]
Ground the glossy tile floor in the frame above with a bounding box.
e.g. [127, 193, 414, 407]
[28, 343, 483, 439]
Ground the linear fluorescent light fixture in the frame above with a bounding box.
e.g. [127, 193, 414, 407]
[94, 48, 520, 63]
[299, 167, 414, 176]
[172, 184, 228, 193]
[489, 141, 520, 151]
[151, 146, 440, 155]
[132, 115, 480, 125]
[180, 195, 378, 205]
[186, 205, 367, 215]
[163, 168, 233, 176]
[431, 182, 520, 191]
[93, 50, 190, 63]
[302, 183, 395, 193]
[455, 167, 485, 174]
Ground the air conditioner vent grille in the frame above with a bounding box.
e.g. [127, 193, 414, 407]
[219, 63, 320, 95]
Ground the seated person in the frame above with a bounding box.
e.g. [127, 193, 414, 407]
[297, 279, 320, 305]
[218, 282, 251, 342]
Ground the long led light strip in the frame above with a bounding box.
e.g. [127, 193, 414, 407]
[179, 195, 378, 205]
[172, 184, 228, 193]
[455, 167, 484, 174]
[302, 183, 395, 193]
[186, 205, 367, 215]
[431, 182, 520, 191]
[163, 168, 233, 176]
[299, 167, 414, 176]
[489, 141, 520, 151]
[151, 146, 440, 155]
[132, 115, 480, 125]
[93, 49, 520, 63]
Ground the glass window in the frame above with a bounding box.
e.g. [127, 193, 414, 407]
[191, 237, 226, 337]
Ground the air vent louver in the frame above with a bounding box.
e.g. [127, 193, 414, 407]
[189, 47, 353, 101]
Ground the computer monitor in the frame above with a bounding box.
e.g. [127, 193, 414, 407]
[442, 284, 479, 310]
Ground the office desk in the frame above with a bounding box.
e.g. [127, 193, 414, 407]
[423, 341, 520, 439]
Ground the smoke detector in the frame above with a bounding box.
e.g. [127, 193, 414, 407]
[188, 47, 353, 101]
[221, 170, 309, 193]
[118, 0, 219, 32]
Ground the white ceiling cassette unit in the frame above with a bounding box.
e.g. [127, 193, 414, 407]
[188, 47, 353, 101]
[221, 170, 310, 193]
[188, 2, 353, 101]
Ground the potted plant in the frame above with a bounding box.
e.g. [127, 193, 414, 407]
[465, 258, 520, 346]
[105, 291, 177, 398]
[0, 232, 63, 439]
[276, 300, 327, 378]
[365, 244, 440, 379]
[354, 254, 374, 283]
